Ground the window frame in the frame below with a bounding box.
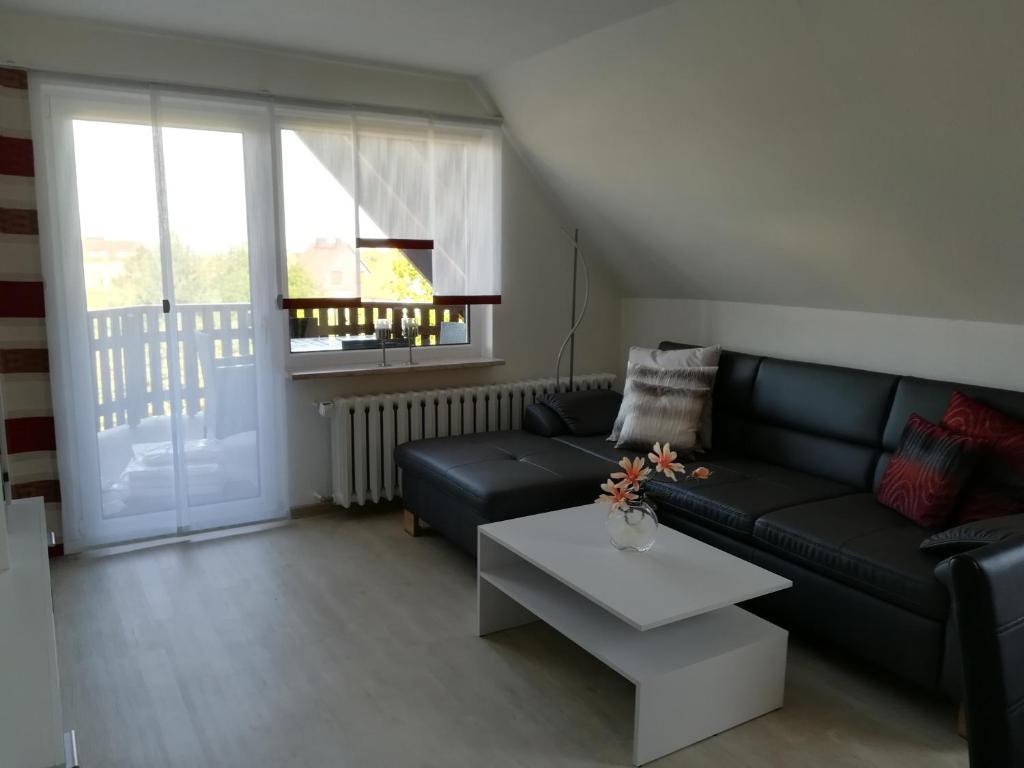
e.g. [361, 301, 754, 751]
[282, 303, 491, 373]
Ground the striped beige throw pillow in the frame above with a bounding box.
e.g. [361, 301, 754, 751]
[609, 345, 721, 451]
[615, 363, 719, 454]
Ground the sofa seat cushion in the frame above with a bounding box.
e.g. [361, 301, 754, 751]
[646, 458, 853, 537]
[552, 434, 633, 465]
[396, 431, 613, 522]
[753, 494, 949, 620]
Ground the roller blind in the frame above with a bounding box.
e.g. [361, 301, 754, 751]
[277, 109, 501, 307]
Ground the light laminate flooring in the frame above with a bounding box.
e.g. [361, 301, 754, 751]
[51, 507, 969, 767]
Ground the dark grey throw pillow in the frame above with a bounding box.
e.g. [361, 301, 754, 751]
[523, 402, 569, 437]
[919, 514, 1024, 554]
[540, 390, 624, 437]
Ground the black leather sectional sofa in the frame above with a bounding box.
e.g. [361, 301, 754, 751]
[396, 345, 1024, 697]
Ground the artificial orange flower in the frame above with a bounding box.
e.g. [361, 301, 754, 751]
[611, 456, 652, 490]
[597, 478, 638, 510]
[648, 442, 686, 481]
[690, 466, 712, 480]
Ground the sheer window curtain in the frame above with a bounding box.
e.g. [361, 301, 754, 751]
[355, 115, 500, 303]
[277, 109, 502, 305]
[430, 121, 500, 303]
[31, 78, 286, 551]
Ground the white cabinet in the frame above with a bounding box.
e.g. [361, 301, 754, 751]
[0, 498, 68, 768]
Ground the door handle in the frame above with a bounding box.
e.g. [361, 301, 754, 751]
[162, 299, 171, 314]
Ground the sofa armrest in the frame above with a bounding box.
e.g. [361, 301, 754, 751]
[523, 403, 569, 437]
[933, 531, 1024, 700]
[922, 515, 1024, 556]
[948, 537, 1024, 761]
[933, 530, 1024, 590]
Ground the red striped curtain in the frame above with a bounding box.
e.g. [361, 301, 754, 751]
[0, 67, 62, 545]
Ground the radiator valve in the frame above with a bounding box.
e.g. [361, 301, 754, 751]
[318, 401, 335, 418]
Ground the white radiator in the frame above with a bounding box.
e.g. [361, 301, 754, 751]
[323, 373, 616, 508]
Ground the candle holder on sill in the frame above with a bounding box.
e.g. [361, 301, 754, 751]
[374, 318, 393, 367]
[402, 317, 420, 366]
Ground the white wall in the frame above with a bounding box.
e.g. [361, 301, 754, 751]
[622, 298, 1024, 391]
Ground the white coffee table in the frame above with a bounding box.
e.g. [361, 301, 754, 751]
[477, 503, 792, 765]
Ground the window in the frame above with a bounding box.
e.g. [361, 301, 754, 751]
[275, 110, 501, 358]
[39, 79, 501, 375]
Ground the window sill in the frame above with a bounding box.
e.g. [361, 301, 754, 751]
[288, 356, 505, 381]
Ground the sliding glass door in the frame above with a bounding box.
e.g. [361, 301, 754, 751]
[36, 83, 284, 550]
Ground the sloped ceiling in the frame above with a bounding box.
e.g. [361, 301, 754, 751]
[485, 0, 1024, 324]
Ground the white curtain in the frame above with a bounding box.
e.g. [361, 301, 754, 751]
[32, 78, 286, 550]
[355, 115, 432, 241]
[276, 111, 359, 300]
[430, 121, 500, 302]
[278, 108, 502, 303]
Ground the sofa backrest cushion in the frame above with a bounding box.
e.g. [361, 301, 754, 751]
[743, 422, 883, 489]
[658, 343, 759, 453]
[751, 359, 898, 446]
[741, 359, 896, 488]
[667, 345, 896, 488]
[711, 350, 762, 413]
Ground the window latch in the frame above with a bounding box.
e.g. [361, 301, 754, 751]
[162, 299, 171, 314]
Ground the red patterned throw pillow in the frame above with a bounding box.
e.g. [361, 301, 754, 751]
[941, 391, 1024, 523]
[876, 414, 985, 528]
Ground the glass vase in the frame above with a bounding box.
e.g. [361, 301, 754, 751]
[606, 499, 658, 552]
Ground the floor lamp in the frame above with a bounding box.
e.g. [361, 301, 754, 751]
[554, 227, 589, 391]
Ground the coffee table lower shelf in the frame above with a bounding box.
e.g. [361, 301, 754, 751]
[477, 537, 788, 765]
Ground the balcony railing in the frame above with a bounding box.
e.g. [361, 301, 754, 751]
[89, 301, 468, 431]
[88, 303, 254, 432]
[288, 301, 467, 348]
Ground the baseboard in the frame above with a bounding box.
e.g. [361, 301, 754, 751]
[289, 501, 338, 519]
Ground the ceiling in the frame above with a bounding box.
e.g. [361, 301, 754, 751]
[486, 0, 1024, 324]
[0, 0, 673, 75]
